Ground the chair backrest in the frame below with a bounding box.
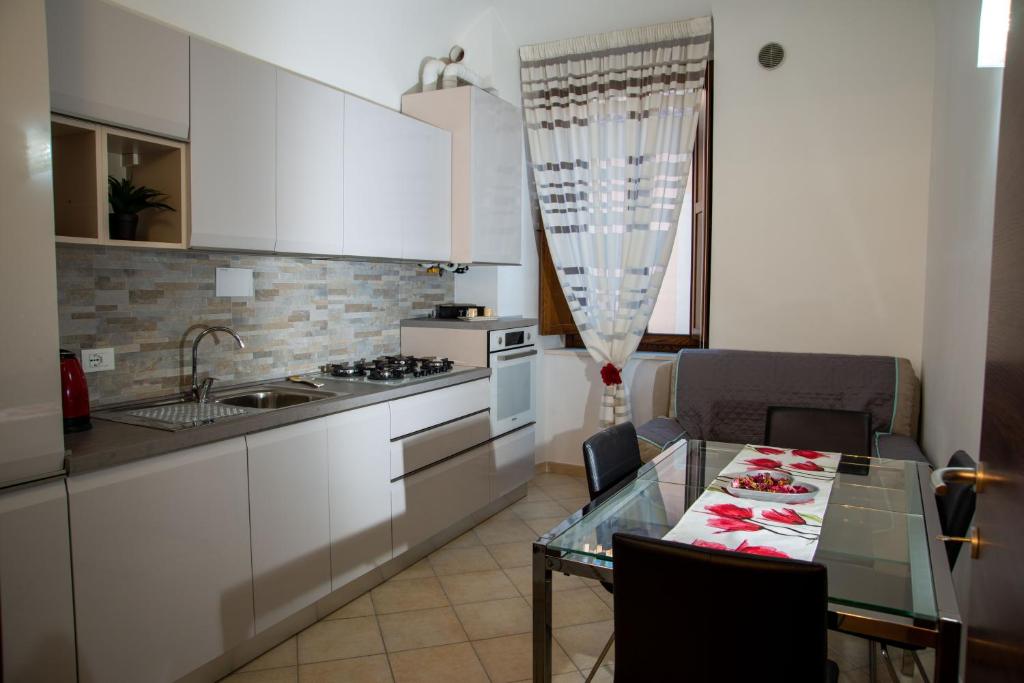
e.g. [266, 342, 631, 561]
[937, 450, 977, 568]
[581, 422, 642, 500]
[612, 533, 830, 682]
[765, 406, 872, 456]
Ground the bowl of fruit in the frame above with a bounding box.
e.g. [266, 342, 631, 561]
[729, 470, 819, 503]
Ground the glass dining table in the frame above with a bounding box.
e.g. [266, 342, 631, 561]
[532, 439, 963, 682]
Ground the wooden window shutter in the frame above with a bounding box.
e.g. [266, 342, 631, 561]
[538, 233, 579, 335]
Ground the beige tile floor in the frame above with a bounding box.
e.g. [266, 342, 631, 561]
[222, 472, 935, 683]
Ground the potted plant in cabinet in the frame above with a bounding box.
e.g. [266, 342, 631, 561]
[107, 175, 176, 241]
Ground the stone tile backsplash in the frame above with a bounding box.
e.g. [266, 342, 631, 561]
[56, 245, 452, 406]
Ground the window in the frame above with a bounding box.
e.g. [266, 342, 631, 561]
[978, 0, 1010, 68]
[537, 62, 713, 353]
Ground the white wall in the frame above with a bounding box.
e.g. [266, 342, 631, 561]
[538, 350, 674, 465]
[109, 0, 485, 110]
[708, 1, 933, 370]
[919, 0, 1001, 468]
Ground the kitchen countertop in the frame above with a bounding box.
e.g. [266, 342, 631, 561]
[400, 316, 538, 331]
[63, 367, 490, 476]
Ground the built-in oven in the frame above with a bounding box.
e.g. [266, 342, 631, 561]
[488, 325, 537, 437]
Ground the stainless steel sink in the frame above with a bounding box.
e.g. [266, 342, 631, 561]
[215, 388, 333, 409]
[93, 384, 339, 431]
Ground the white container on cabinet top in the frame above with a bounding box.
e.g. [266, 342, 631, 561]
[276, 69, 345, 255]
[344, 96, 452, 262]
[45, 0, 190, 140]
[67, 439, 254, 683]
[402, 86, 523, 265]
[189, 38, 277, 251]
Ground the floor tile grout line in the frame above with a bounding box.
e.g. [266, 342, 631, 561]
[428, 553, 493, 683]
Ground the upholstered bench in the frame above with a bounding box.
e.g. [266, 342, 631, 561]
[636, 349, 927, 463]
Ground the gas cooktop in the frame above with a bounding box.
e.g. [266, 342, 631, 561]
[318, 355, 470, 385]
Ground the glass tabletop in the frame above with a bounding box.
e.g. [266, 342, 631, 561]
[541, 440, 937, 622]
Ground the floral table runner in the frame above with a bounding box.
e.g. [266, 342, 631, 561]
[662, 445, 841, 560]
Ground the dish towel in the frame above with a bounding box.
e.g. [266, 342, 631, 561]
[663, 445, 841, 560]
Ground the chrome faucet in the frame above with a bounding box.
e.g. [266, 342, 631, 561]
[191, 326, 245, 402]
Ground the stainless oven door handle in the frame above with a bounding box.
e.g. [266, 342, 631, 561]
[494, 349, 538, 362]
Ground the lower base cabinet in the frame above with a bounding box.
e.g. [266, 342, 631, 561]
[328, 404, 393, 588]
[391, 445, 491, 554]
[247, 419, 332, 634]
[0, 479, 77, 682]
[490, 425, 536, 500]
[68, 438, 254, 683]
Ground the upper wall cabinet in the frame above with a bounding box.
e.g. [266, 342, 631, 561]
[402, 86, 523, 265]
[45, 0, 189, 140]
[189, 38, 277, 251]
[344, 96, 452, 262]
[276, 70, 345, 255]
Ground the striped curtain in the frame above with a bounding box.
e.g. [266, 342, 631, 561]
[520, 17, 713, 426]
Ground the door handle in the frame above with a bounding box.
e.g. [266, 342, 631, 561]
[937, 526, 981, 559]
[932, 463, 991, 495]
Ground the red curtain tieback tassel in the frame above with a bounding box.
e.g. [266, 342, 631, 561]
[600, 363, 622, 386]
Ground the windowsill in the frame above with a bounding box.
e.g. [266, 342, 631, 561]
[542, 346, 677, 361]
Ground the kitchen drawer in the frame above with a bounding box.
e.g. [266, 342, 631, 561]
[388, 378, 489, 439]
[390, 410, 490, 479]
[390, 446, 490, 555]
[490, 424, 536, 500]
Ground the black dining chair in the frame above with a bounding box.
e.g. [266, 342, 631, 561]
[875, 450, 977, 682]
[765, 406, 873, 456]
[612, 533, 839, 682]
[582, 421, 643, 500]
[578, 422, 643, 681]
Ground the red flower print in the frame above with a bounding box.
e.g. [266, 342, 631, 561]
[735, 540, 790, 558]
[754, 447, 786, 455]
[705, 503, 753, 519]
[761, 508, 805, 525]
[600, 363, 622, 386]
[792, 449, 826, 459]
[745, 458, 783, 469]
[790, 461, 824, 472]
[692, 539, 729, 550]
[706, 516, 761, 534]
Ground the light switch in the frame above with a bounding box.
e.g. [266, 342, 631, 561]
[216, 268, 254, 297]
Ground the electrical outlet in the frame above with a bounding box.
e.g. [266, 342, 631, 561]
[82, 348, 115, 373]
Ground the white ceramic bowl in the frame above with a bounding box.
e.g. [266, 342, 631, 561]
[728, 469, 820, 504]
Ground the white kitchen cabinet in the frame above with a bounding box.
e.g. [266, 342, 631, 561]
[0, 479, 77, 682]
[190, 38, 277, 251]
[327, 404, 392, 588]
[276, 70, 345, 255]
[68, 439, 253, 683]
[45, 0, 190, 140]
[247, 419, 332, 633]
[489, 425, 536, 500]
[390, 410, 491, 478]
[388, 378, 489, 439]
[344, 96, 452, 261]
[391, 445, 490, 555]
[402, 86, 523, 264]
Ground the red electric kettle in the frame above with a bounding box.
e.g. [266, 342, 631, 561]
[60, 349, 91, 433]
